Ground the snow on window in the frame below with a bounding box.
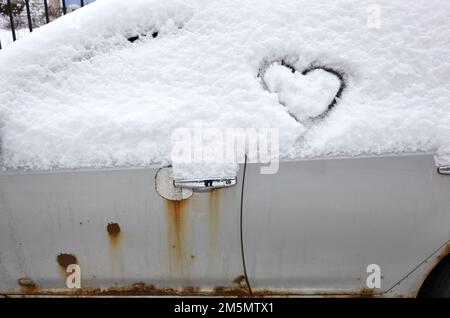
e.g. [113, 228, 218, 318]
[0, 0, 449, 171]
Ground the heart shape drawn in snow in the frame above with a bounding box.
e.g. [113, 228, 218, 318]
[260, 60, 346, 122]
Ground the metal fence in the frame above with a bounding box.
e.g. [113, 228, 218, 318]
[0, 0, 88, 50]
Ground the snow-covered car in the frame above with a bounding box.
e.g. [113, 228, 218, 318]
[0, 0, 449, 297]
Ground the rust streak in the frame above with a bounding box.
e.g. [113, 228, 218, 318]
[107, 222, 121, 246]
[233, 275, 246, 288]
[165, 199, 189, 275]
[106, 222, 125, 276]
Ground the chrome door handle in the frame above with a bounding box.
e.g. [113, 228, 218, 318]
[438, 166, 450, 175]
[174, 177, 237, 192]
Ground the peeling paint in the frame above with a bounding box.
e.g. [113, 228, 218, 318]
[106, 221, 125, 277]
[56, 253, 78, 278]
[2, 284, 384, 297]
[17, 278, 38, 293]
[107, 222, 121, 245]
[56, 253, 77, 270]
[107, 222, 121, 237]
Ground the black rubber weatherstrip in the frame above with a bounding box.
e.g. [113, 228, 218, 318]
[239, 154, 252, 295]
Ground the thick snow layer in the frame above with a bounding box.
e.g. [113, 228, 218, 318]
[0, 0, 449, 173]
[0, 29, 30, 48]
[262, 63, 341, 121]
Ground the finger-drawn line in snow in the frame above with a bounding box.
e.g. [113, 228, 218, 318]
[258, 58, 347, 123]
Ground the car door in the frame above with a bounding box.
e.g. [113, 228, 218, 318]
[242, 153, 450, 295]
[0, 166, 246, 295]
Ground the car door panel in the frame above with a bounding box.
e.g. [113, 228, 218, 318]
[0, 167, 245, 295]
[243, 153, 450, 295]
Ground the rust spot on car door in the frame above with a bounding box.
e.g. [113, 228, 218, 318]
[165, 199, 190, 276]
[17, 278, 39, 293]
[208, 189, 221, 273]
[106, 222, 121, 246]
[106, 222, 124, 276]
[56, 253, 78, 277]
[57, 253, 77, 269]
[233, 275, 246, 287]
[11, 280, 381, 297]
[209, 189, 220, 239]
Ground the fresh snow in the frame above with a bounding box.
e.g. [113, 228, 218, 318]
[0, 29, 30, 49]
[0, 0, 449, 173]
[262, 63, 341, 121]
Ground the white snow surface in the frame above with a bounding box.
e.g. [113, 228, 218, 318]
[0, 29, 31, 49]
[262, 63, 341, 121]
[0, 0, 449, 173]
